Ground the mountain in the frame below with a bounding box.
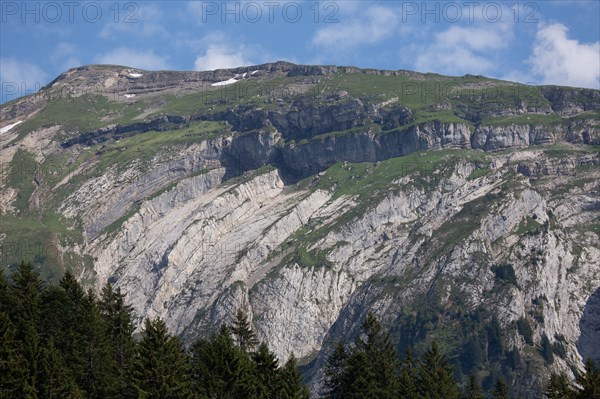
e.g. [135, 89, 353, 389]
[1, 61, 599, 396]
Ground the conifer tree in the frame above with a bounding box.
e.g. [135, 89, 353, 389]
[398, 347, 419, 399]
[322, 343, 348, 398]
[253, 342, 280, 396]
[576, 358, 600, 399]
[0, 312, 32, 398]
[275, 353, 309, 399]
[231, 309, 259, 352]
[7, 261, 44, 396]
[544, 372, 575, 399]
[490, 379, 510, 399]
[417, 341, 460, 399]
[463, 374, 484, 399]
[134, 318, 193, 399]
[191, 325, 257, 398]
[38, 338, 82, 399]
[99, 282, 137, 399]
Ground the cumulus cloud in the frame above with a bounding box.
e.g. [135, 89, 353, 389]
[193, 44, 251, 71]
[96, 48, 171, 70]
[312, 5, 397, 49]
[414, 24, 512, 76]
[528, 23, 600, 89]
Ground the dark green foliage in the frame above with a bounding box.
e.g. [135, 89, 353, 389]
[398, 347, 419, 399]
[492, 263, 518, 286]
[516, 317, 533, 345]
[417, 341, 460, 399]
[491, 379, 510, 399]
[576, 358, 600, 399]
[322, 312, 401, 398]
[133, 317, 193, 399]
[544, 373, 575, 399]
[99, 283, 137, 398]
[276, 353, 310, 399]
[231, 309, 259, 352]
[0, 265, 310, 399]
[463, 374, 484, 399]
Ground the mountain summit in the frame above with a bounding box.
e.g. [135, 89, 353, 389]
[1, 62, 599, 397]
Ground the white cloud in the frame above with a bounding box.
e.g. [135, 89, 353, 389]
[96, 48, 171, 70]
[414, 22, 513, 76]
[0, 58, 47, 100]
[99, 4, 168, 39]
[312, 5, 397, 49]
[193, 44, 251, 71]
[528, 23, 600, 89]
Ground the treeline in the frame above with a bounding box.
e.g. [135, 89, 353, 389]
[2, 262, 599, 399]
[321, 314, 600, 399]
[0, 262, 308, 398]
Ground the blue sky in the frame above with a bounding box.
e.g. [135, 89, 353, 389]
[1, 1, 599, 102]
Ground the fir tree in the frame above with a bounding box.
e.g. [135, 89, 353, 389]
[275, 353, 309, 399]
[99, 282, 137, 399]
[398, 347, 419, 399]
[0, 312, 32, 398]
[230, 309, 258, 352]
[7, 261, 44, 396]
[191, 325, 256, 398]
[322, 343, 348, 398]
[252, 342, 280, 397]
[463, 374, 484, 399]
[544, 372, 575, 399]
[417, 341, 460, 399]
[134, 318, 193, 399]
[38, 338, 82, 399]
[490, 379, 510, 399]
[576, 358, 600, 399]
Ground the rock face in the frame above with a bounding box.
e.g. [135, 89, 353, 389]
[1, 62, 600, 398]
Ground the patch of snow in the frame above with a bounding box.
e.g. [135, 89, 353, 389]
[0, 121, 22, 135]
[211, 78, 238, 87]
[124, 94, 136, 98]
[242, 72, 247, 78]
[251, 70, 259, 75]
[129, 73, 143, 78]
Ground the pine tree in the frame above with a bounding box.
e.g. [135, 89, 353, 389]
[322, 343, 348, 398]
[191, 325, 257, 398]
[544, 372, 575, 399]
[252, 342, 280, 397]
[7, 261, 44, 397]
[463, 374, 484, 399]
[576, 358, 600, 399]
[99, 282, 137, 399]
[275, 353, 309, 399]
[398, 347, 419, 399]
[134, 318, 193, 399]
[417, 341, 460, 399]
[38, 338, 82, 399]
[490, 379, 510, 399]
[0, 312, 32, 398]
[322, 313, 400, 399]
[230, 309, 259, 352]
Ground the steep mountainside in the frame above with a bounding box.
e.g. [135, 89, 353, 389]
[1, 62, 599, 396]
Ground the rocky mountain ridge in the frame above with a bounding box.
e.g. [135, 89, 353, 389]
[1, 62, 599, 397]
